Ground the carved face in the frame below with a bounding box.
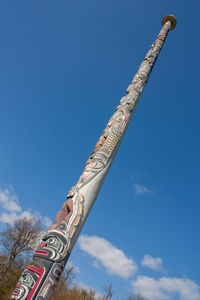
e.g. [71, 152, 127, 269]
[12, 266, 44, 300]
[20, 272, 35, 288]
[12, 275, 30, 299]
[34, 231, 68, 262]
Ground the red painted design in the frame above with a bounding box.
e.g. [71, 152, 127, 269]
[26, 265, 44, 275]
[34, 250, 48, 256]
[39, 241, 47, 248]
[27, 266, 44, 300]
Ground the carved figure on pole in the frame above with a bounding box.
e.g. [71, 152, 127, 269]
[12, 15, 177, 300]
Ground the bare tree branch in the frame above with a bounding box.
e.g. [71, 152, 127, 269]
[0, 217, 43, 286]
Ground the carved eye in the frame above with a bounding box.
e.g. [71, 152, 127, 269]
[23, 275, 29, 282]
[20, 273, 34, 287]
[49, 237, 55, 244]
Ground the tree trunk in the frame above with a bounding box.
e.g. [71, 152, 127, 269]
[0, 256, 16, 287]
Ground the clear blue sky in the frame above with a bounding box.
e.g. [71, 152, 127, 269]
[0, 1, 199, 299]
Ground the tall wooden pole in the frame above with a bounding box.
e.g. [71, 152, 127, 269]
[12, 15, 176, 300]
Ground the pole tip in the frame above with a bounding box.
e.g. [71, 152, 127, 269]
[162, 15, 177, 30]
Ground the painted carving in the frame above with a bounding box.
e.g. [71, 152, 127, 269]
[12, 265, 45, 300]
[12, 188, 84, 299]
[12, 16, 175, 300]
[76, 21, 172, 191]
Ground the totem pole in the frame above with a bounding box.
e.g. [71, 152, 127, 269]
[12, 15, 176, 300]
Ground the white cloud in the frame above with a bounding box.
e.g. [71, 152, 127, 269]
[131, 276, 200, 300]
[0, 212, 19, 224]
[0, 186, 21, 212]
[78, 235, 137, 279]
[133, 184, 152, 195]
[141, 254, 163, 271]
[0, 211, 34, 224]
[0, 185, 52, 228]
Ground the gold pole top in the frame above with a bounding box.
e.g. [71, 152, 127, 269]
[162, 15, 177, 30]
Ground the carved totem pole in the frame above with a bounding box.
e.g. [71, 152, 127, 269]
[12, 15, 176, 300]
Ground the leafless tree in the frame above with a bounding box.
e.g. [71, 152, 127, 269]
[0, 217, 43, 286]
[103, 284, 114, 300]
[51, 265, 75, 299]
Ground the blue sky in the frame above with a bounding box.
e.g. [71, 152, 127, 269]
[0, 1, 199, 299]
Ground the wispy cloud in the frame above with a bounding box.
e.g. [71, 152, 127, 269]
[0, 186, 21, 212]
[141, 254, 163, 272]
[131, 276, 200, 300]
[0, 185, 52, 228]
[78, 235, 137, 279]
[133, 184, 152, 195]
